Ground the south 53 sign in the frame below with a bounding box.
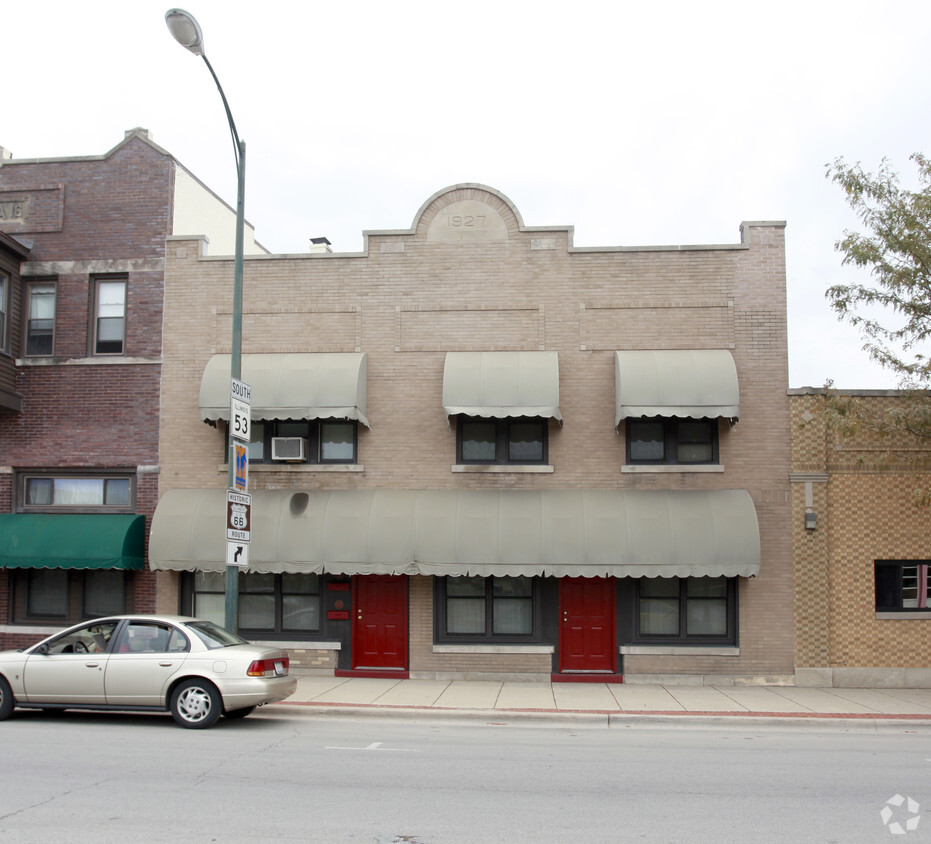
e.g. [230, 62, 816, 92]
[231, 398, 251, 442]
[231, 378, 251, 443]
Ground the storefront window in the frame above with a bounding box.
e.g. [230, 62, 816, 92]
[437, 576, 537, 640]
[191, 571, 321, 634]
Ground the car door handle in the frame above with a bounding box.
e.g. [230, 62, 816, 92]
[159, 662, 174, 667]
[84, 662, 100, 668]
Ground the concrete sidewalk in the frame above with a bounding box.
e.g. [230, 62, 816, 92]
[272, 676, 931, 722]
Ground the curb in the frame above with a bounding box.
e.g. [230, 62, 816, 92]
[266, 700, 931, 729]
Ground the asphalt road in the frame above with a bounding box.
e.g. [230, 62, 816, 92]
[0, 708, 928, 843]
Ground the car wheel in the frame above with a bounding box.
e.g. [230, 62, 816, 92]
[223, 706, 256, 720]
[0, 676, 14, 721]
[170, 679, 222, 729]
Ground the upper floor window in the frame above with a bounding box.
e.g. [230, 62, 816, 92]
[235, 419, 358, 464]
[626, 418, 718, 465]
[0, 271, 8, 352]
[25, 280, 56, 356]
[457, 416, 547, 465]
[93, 277, 126, 355]
[21, 473, 134, 512]
[875, 561, 930, 612]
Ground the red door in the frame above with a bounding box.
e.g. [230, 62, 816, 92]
[352, 575, 409, 670]
[558, 577, 616, 673]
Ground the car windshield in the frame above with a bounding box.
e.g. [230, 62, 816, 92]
[184, 621, 249, 650]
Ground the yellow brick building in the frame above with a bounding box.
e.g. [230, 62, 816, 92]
[791, 389, 931, 687]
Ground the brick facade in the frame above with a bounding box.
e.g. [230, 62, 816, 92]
[157, 185, 793, 682]
[791, 389, 931, 687]
[0, 130, 254, 649]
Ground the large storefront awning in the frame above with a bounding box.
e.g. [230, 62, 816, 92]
[615, 350, 740, 424]
[443, 351, 562, 422]
[150, 488, 760, 578]
[0, 514, 146, 570]
[199, 353, 370, 427]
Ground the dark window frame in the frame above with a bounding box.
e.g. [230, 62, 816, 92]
[626, 417, 719, 465]
[875, 561, 931, 612]
[187, 571, 323, 637]
[632, 576, 738, 645]
[227, 418, 359, 465]
[434, 576, 544, 644]
[0, 269, 8, 353]
[24, 278, 56, 357]
[11, 569, 129, 624]
[91, 275, 127, 356]
[456, 415, 548, 465]
[17, 471, 136, 514]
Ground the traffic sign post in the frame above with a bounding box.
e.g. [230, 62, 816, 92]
[226, 379, 252, 630]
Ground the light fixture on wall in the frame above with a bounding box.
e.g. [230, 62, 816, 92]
[804, 510, 817, 530]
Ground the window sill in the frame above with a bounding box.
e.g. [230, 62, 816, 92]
[621, 464, 724, 474]
[250, 639, 341, 650]
[620, 645, 739, 656]
[220, 463, 364, 473]
[0, 623, 67, 635]
[17, 356, 162, 366]
[452, 464, 555, 474]
[875, 612, 931, 620]
[433, 644, 554, 654]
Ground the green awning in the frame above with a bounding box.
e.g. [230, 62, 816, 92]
[0, 514, 146, 570]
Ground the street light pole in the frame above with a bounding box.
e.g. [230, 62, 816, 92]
[166, 8, 244, 632]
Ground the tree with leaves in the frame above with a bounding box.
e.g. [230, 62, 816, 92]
[823, 154, 931, 490]
[826, 153, 931, 385]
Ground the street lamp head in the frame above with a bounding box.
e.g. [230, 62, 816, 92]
[165, 8, 205, 57]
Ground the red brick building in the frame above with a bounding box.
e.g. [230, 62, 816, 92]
[0, 129, 264, 649]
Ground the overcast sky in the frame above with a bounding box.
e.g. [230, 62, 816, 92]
[5, 0, 930, 389]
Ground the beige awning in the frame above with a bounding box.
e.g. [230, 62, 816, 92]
[443, 351, 561, 422]
[615, 350, 740, 424]
[150, 488, 760, 578]
[199, 353, 369, 427]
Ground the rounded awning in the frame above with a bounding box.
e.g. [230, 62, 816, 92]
[199, 353, 370, 427]
[150, 488, 760, 578]
[615, 350, 740, 424]
[442, 351, 562, 422]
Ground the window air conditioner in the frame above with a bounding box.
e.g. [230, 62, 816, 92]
[271, 437, 307, 462]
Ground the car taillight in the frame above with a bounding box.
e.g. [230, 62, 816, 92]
[247, 657, 289, 677]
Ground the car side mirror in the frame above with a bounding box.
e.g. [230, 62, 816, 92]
[35, 643, 49, 655]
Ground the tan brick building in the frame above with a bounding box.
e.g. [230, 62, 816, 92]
[791, 388, 931, 687]
[151, 184, 792, 683]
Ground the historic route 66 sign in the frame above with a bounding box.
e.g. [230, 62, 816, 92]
[226, 490, 251, 542]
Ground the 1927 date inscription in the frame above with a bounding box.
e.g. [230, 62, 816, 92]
[446, 214, 486, 228]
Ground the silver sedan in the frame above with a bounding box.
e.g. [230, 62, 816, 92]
[0, 615, 297, 728]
